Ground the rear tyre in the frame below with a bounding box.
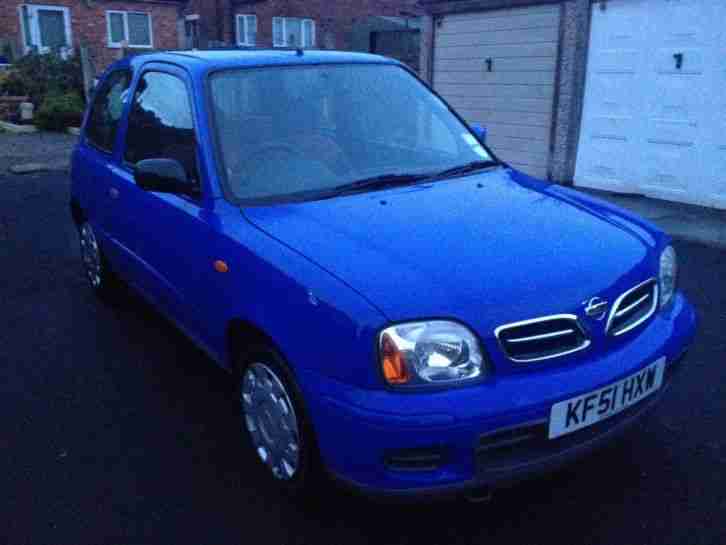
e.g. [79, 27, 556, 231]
[78, 221, 123, 302]
[235, 346, 321, 495]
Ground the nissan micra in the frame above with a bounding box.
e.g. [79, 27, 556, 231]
[70, 50, 697, 500]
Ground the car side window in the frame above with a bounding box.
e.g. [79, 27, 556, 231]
[123, 71, 199, 184]
[85, 70, 132, 153]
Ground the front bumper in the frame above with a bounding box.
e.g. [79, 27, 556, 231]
[301, 293, 697, 499]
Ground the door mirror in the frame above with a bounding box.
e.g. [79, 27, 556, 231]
[470, 123, 487, 143]
[134, 158, 198, 196]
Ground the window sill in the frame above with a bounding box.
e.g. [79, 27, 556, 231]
[107, 43, 153, 49]
[273, 44, 314, 49]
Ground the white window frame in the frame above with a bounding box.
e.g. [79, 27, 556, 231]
[302, 19, 315, 48]
[17, 4, 73, 55]
[272, 17, 315, 48]
[106, 10, 154, 49]
[235, 14, 257, 46]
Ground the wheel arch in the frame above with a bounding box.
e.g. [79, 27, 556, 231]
[226, 318, 291, 375]
[70, 198, 85, 227]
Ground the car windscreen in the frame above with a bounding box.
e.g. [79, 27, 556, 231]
[209, 63, 495, 203]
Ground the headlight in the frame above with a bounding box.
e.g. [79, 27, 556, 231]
[659, 245, 678, 308]
[379, 320, 485, 386]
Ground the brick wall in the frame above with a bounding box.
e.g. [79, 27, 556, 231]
[0, 0, 180, 73]
[0, 0, 420, 73]
[0, 2, 18, 57]
[224, 0, 419, 50]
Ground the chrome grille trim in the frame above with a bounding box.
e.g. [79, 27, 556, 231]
[614, 293, 650, 319]
[495, 314, 591, 363]
[606, 278, 659, 337]
[507, 329, 576, 344]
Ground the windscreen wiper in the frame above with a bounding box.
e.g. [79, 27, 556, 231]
[331, 173, 431, 195]
[431, 160, 500, 181]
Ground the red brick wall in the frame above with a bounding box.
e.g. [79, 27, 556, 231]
[0, 0, 180, 72]
[0, 2, 20, 57]
[225, 0, 419, 50]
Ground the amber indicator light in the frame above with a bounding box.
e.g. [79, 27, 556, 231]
[381, 333, 409, 385]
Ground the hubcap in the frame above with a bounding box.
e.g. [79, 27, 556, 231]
[241, 363, 300, 480]
[79, 223, 102, 288]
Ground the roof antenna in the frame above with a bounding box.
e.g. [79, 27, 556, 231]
[296, 47, 304, 56]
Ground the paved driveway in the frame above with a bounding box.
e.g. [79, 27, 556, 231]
[0, 132, 76, 173]
[1, 172, 725, 544]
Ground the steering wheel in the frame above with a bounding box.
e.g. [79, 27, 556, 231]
[297, 130, 356, 176]
[245, 137, 353, 179]
[240, 143, 339, 195]
[244, 143, 302, 166]
[241, 143, 306, 184]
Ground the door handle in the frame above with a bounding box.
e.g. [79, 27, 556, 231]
[673, 52, 683, 70]
[485, 57, 493, 72]
[109, 187, 120, 199]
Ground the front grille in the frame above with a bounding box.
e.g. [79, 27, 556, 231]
[495, 314, 590, 363]
[384, 447, 445, 472]
[476, 360, 679, 475]
[476, 398, 649, 472]
[606, 278, 658, 336]
[477, 422, 545, 456]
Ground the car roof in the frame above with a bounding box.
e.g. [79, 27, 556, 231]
[107, 49, 399, 78]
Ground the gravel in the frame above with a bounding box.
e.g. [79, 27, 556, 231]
[0, 131, 76, 174]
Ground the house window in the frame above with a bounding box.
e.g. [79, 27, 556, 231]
[236, 15, 257, 46]
[106, 11, 153, 48]
[17, 4, 72, 55]
[272, 17, 315, 48]
[184, 14, 199, 49]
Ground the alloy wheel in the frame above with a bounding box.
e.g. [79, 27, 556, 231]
[79, 223, 102, 289]
[241, 362, 301, 480]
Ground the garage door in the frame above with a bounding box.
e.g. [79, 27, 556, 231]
[575, 0, 726, 208]
[432, 5, 561, 178]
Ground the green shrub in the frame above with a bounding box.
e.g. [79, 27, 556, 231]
[0, 53, 84, 105]
[0, 69, 28, 97]
[35, 92, 84, 131]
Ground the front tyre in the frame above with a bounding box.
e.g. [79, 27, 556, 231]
[236, 347, 320, 494]
[78, 222, 122, 301]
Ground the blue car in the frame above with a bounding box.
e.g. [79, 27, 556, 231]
[70, 50, 697, 500]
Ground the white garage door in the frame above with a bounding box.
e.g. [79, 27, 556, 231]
[576, 0, 726, 208]
[432, 5, 561, 178]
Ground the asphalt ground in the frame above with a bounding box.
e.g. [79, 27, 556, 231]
[1, 171, 725, 544]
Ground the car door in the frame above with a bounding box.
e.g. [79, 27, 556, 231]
[117, 64, 220, 344]
[75, 69, 140, 277]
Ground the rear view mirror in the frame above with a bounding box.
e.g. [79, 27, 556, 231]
[470, 124, 487, 143]
[134, 158, 198, 196]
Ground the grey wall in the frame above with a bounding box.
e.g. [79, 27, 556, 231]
[420, 0, 592, 184]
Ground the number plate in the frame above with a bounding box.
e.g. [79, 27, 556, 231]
[548, 357, 666, 440]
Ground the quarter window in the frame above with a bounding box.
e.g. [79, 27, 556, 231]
[106, 11, 153, 48]
[272, 17, 315, 48]
[124, 72, 198, 182]
[236, 14, 257, 46]
[85, 70, 132, 153]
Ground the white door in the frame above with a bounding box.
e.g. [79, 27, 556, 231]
[432, 5, 560, 179]
[576, 0, 726, 208]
